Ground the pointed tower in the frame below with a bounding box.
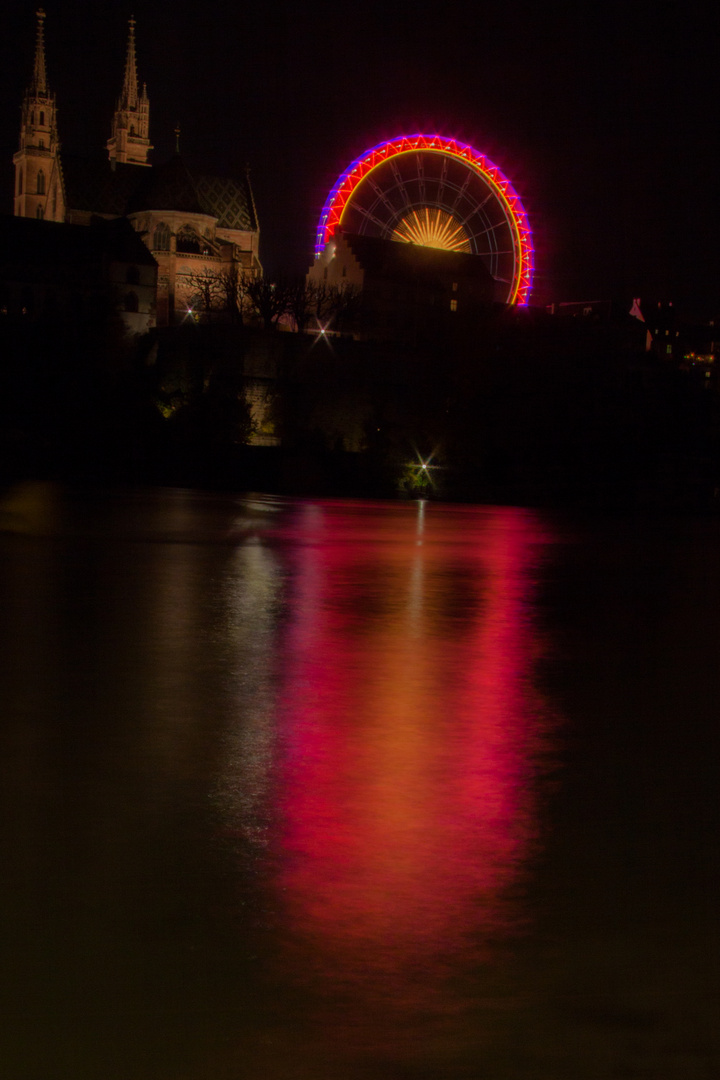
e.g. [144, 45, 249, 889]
[13, 9, 65, 222]
[107, 16, 152, 167]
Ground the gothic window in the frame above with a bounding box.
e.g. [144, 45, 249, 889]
[39, 111, 44, 126]
[124, 292, 139, 313]
[18, 170, 23, 196]
[38, 139, 44, 149]
[126, 266, 140, 285]
[154, 223, 171, 251]
[176, 226, 202, 254]
[36, 206, 44, 220]
[36, 170, 45, 195]
[52, 186, 57, 216]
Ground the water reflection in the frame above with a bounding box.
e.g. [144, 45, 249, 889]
[222, 500, 555, 1053]
[1, 488, 561, 1077]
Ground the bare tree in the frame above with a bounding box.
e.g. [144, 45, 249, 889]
[243, 275, 290, 331]
[285, 277, 320, 333]
[214, 265, 248, 326]
[183, 268, 223, 322]
[315, 282, 361, 334]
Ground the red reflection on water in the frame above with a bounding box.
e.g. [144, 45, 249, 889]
[272, 503, 553, 1019]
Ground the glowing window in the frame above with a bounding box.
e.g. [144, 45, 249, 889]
[450, 299, 458, 311]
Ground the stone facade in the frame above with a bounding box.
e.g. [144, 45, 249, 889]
[106, 17, 152, 168]
[12, 10, 65, 224]
[12, 11, 261, 328]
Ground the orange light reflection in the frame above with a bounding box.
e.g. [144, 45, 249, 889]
[271, 504, 555, 1021]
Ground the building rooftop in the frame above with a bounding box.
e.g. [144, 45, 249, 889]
[0, 214, 157, 280]
[340, 232, 496, 285]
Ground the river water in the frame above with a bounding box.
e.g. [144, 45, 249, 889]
[0, 486, 717, 1079]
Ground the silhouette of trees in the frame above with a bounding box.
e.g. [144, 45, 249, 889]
[243, 275, 290, 331]
[184, 268, 224, 322]
[182, 269, 361, 335]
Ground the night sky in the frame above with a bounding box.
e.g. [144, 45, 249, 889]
[2, 0, 718, 315]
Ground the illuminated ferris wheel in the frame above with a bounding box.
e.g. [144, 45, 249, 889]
[315, 134, 534, 305]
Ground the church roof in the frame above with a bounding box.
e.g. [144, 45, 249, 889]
[195, 174, 257, 232]
[61, 155, 145, 216]
[60, 153, 258, 232]
[0, 214, 157, 280]
[126, 155, 206, 215]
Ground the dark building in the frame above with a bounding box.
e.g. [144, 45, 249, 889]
[308, 230, 496, 342]
[0, 213, 158, 334]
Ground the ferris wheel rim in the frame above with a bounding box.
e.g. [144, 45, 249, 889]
[315, 134, 534, 306]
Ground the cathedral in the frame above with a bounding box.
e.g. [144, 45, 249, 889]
[11, 10, 262, 326]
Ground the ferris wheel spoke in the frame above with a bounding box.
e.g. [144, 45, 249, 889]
[437, 156, 449, 204]
[352, 204, 393, 233]
[415, 155, 426, 203]
[317, 136, 533, 304]
[366, 177, 398, 217]
[449, 173, 472, 213]
[473, 220, 510, 240]
[390, 160, 411, 207]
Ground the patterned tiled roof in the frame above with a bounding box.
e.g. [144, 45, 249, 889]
[196, 174, 256, 232]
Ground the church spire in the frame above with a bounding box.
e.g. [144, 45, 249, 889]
[30, 8, 48, 95]
[120, 15, 138, 111]
[107, 15, 152, 167]
[13, 8, 65, 221]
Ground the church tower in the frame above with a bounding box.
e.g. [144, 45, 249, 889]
[13, 9, 65, 222]
[107, 17, 152, 167]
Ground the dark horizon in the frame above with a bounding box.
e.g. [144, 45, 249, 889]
[2, 0, 718, 318]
